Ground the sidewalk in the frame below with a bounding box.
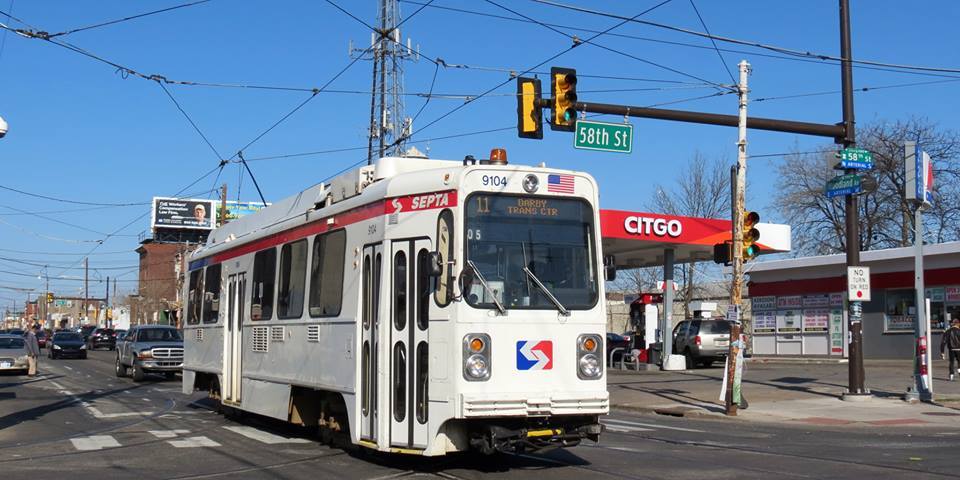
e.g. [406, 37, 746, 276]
[608, 359, 960, 427]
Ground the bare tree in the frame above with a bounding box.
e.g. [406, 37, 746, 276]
[774, 118, 960, 256]
[649, 152, 731, 317]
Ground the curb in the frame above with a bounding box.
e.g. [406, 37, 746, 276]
[747, 356, 849, 365]
[613, 404, 728, 419]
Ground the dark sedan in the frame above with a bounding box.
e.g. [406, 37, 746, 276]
[87, 328, 116, 350]
[49, 332, 87, 359]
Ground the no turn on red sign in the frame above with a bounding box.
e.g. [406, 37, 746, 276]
[847, 266, 871, 302]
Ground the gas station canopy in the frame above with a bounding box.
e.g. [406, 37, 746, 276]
[600, 209, 791, 268]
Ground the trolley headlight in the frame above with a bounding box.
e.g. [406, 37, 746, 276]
[463, 333, 491, 381]
[577, 334, 603, 380]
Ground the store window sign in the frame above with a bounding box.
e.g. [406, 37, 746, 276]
[885, 315, 915, 333]
[777, 310, 802, 333]
[925, 288, 945, 302]
[802, 295, 830, 308]
[751, 296, 777, 311]
[803, 309, 830, 332]
[945, 287, 960, 303]
[829, 309, 844, 353]
[754, 311, 777, 334]
[829, 292, 845, 307]
[777, 296, 802, 309]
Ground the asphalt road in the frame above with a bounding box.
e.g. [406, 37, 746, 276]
[0, 350, 958, 479]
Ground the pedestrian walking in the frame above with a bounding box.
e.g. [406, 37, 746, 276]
[940, 318, 960, 381]
[24, 324, 40, 376]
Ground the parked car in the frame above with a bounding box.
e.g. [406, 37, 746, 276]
[87, 328, 116, 350]
[672, 319, 731, 369]
[0, 334, 29, 374]
[606, 332, 631, 363]
[49, 332, 87, 359]
[115, 326, 183, 382]
[36, 330, 48, 348]
[8, 328, 23, 336]
[78, 325, 96, 342]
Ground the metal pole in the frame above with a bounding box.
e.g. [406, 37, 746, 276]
[661, 248, 675, 368]
[914, 206, 932, 400]
[84, 257, 89, 326]
[840, 0, 867, 398]
[725, 60, 750, 416]
[220, 183, 228, 227]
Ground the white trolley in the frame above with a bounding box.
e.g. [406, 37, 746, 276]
[182, 151, 609, 455]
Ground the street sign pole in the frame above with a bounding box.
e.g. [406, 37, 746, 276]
[840, 0, 868, 400]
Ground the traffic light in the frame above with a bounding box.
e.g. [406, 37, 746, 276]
[516, 77, 543, 139]
[46, 292, 53, 304]
[742, 211, 761, 261]
[713, 241, 732, 265]
[550, 67, 577, 131]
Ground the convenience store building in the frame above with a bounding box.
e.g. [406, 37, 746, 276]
[747, 241, 960, 359]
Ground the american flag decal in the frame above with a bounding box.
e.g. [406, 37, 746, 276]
[547, 174, 575, 194]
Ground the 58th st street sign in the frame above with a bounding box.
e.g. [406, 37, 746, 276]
[574, 119, 633, 153]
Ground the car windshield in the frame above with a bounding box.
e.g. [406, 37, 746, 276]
[464, 194, 598, 311]
[0, 337, 25, 349]
[138, 329, 182, 342]
[700, 321, 731, 334]
[54, 333, 82, 341]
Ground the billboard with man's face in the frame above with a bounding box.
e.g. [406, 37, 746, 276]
[152, 197, 216, 230]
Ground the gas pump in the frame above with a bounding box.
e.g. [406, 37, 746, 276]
[629, 294, 662, 363]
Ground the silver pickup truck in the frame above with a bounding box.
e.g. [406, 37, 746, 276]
[115, 325, 184, 382]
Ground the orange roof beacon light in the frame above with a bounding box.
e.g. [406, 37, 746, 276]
[489, 148, 508, 165]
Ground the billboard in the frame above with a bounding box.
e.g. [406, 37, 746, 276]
[224, 201, 269, 221]
[152, 197, 216, 230]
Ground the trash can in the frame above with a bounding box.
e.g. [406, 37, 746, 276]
[648, 342, 662, 365]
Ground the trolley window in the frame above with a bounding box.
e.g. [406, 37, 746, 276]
[393, 342, 406, 422]
[187, 268, 203, 325]
[434, 209, 454, 307]
[202, 264, 221, 324]
[309, 229, 346, 317]
[251, 248, 276, 321]
[393, 250, 407, 331]
[278, 239, 308, 319]
[416, 341, 428, 424]
[417, 249, 431, 331]
[464, 194, 599, 311]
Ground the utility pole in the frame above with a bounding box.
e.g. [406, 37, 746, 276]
[839, 0, 867, 399]
[84, 257, 89, 325]
[105, 276, 110, 329]
[725, 60, 750, 416]
[220, 183, 228, 227]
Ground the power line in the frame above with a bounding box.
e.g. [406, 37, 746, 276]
[46, 0, 212, 38]
[158, 81, 224, 161]
[530, 0, 960, 76]
[0, 183, 149, 206]
[687, 0, 735, 85]
[753, 77, 960, 103]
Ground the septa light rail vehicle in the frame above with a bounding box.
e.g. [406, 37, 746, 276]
[182, 149, 610, 455]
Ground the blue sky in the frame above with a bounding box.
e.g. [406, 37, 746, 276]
[0, 0, 958, 302]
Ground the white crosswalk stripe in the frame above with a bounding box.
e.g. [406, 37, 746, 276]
[70, 435, 121, 451]
[601, 422, 653, 433]
[603, 418, 705, 433]
[149, 429, 190, 439]
[222, 426, 311, 444]
[168, 436, 221, 448]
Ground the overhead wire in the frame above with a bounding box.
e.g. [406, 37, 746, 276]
[45, 0, 212, 38]
[687, 0, 735, 85]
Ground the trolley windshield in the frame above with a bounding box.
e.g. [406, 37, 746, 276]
[464, 194, 598, 311]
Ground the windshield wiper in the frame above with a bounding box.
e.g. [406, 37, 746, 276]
[466, 260, 506, 315]
[523, 266, 570, 316]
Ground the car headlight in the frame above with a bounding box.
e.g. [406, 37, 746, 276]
[463, 334, 491, 381]
[579, 354, 601, 378]
[138, 350, 153, 359]
[53, 344, 62, 350]
[80, 344, 87, 349]
[577, 334, 603, 379]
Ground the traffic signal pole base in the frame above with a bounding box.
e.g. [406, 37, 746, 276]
[840, 390, 873, 402]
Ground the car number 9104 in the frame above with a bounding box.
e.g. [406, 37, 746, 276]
[482, 175, 508, 187]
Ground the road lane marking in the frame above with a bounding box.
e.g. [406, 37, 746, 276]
[169, 436, 221, 448]
[604, 418, 705, 433]
[222, 426, 311, 444]
[602, 424, 653, 433]
[63, 366, 73, 371]
[150, 429, 191, 439]
[70, 435, 121, 451]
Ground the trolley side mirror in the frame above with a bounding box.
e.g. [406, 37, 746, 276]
[603, 255, 617, 281]
[427, 252, 443, 278]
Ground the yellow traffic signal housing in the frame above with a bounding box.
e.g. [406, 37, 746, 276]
[742, 211, 761, 261]
[550, 67, 577, 131]
[46, 292, 54, 304]
[713, 241, 732, 265]
[516, 77, 543, 139]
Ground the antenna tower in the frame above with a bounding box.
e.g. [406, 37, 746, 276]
[350, 0, 419, 164]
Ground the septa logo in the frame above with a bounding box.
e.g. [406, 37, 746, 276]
[516, 340, 553, 370]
